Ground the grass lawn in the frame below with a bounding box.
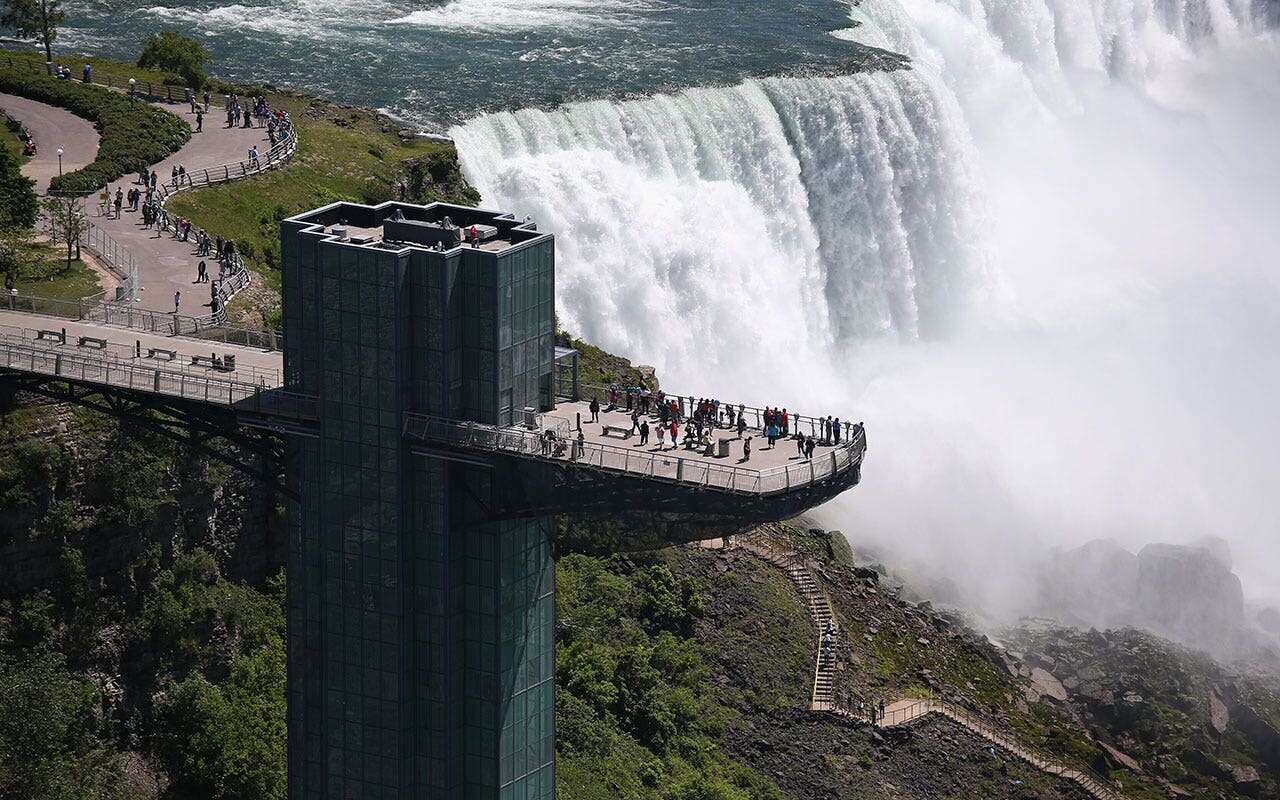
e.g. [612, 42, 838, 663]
[12, 239, 103, 300]
[0, 111, 28, 164]
[0, 48, 178, 93]
[166, 93, 476, 328]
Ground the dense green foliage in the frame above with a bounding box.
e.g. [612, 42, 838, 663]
[0, 136, 35, 227]
[555, 553, 786, 800]
[0, 62, 189, 193]
[0, 0, 65, 62]
[137, 31, 210, 89]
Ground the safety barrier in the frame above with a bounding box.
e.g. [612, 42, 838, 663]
[148, 124, 298, 324]
[0, 320, 282, 386]
[576, 382, 860, 444]
[402, 412, 866, 495]
[0, 336, 314, 421]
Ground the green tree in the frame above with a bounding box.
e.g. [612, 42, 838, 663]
[0, 649, 121, 800]
[41, 194, 85, 271]
[0, 225, 38, 292]
[137, 30, 210, 89]
[0, 141, 36, 229]
[158, 647, 287, 800]
[1, 0, 64, 64]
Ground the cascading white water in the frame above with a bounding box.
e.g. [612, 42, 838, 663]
[452, 69, 990, 390]
[452, 0, 1280, 617]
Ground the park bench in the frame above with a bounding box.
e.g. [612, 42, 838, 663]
[601, 424, 632, 439]
[191, 353, 235, 372]
[77, 336, 107, 349]
[37, 329, 65, 344]
[147, 347, 177, 361]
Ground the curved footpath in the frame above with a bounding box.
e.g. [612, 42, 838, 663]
[7, 90, 274, 314]
[0, 92, 98, 192]
[69, 100, 272, 314]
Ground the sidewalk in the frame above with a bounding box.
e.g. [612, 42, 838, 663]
[6, 89, 271, 313]
[0, 92, 98, 192]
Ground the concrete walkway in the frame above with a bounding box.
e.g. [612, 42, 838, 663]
[81, 101, 272, 313]
[0, 92, 98, 192]
[4, 90, 272, 313]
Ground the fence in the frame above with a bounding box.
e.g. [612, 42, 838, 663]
[148, 123, 297, 327]
[2, 53, 234, 105]
[575, 382, 860, 444]
[3, 290, 282, 350]
[848, 697, 1122, 799]
[403, 412, 866, 495]
[0, 321, 282, 386]
[0, 336, 313, 421]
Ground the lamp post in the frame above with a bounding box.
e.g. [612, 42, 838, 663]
[57, 147, 63, 176]
[128, 77, 136, 96]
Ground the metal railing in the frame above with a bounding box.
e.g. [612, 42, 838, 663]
[0, 336, 314, 421]
[403, 412, 866, 495]
[0, 320, 282, 386]
[148, 124, 297, 326]
[846, 697, 1122, 799]
[2, 52, 235, 106]
[2, 291, 283, 351]
[578, 382, 860, 444]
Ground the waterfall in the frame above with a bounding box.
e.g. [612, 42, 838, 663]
[451, 69, 990, 390]
[451, 0, 1280, 612]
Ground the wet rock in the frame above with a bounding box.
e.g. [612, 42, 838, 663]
[1028, 667, 1068, 702]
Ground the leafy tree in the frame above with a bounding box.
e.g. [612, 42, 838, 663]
[0, 141, 36, 229]
[0, 0, 64, 64]
[158, 647, 286, 800]
[137, 30, 210, 89]
[40, 194, 85, 271]
[0, 649, 121, 800]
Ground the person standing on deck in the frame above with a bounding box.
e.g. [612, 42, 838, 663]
[589, 396, 600, 422]
[669, 420, 678, 450]
[743, 436, 751, 462]
[173, 290, 181, 314]
[195, 108, 203, 133]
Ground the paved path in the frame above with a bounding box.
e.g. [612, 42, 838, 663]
[83, 101, 272, 313]
[3, 90, 272, 312]
[0, 92, 98, 192]
[0, 308, 283, 386]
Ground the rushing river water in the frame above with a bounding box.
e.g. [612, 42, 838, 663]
[58, 0, 891, 126]
[56, 0, 1280, 614]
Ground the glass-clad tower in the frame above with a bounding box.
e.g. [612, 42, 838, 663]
[280, 202, 556, 800]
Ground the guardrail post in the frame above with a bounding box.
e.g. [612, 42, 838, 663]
[676, 458, 683, 482]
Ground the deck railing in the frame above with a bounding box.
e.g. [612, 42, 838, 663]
[403, 412, 866, 495]
[576, 382, 859, 443]
[3, 290, 280, 349]
[0, 336, 313, 420]
[0, 321, 282, 386]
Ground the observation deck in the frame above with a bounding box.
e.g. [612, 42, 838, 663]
[1, 198, 867, 800]
[0, 307, 864, 527]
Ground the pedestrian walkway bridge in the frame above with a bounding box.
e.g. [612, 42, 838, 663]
[0, 309, 865, 521]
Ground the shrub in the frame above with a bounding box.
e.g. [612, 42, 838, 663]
[0, 140, 35, 228]
[137, 30, 210, 90]
[0, 63, 189, 194]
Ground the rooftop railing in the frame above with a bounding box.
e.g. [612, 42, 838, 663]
[403, 412, 866, 495]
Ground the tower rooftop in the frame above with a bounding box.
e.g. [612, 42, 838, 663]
[288, 199, 549, 254]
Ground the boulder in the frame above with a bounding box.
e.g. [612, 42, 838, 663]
[1028, 667, 1068, 702]
[1209, 690, 1230, 735]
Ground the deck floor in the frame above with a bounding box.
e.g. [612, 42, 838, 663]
[542, 400, 845, 472]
